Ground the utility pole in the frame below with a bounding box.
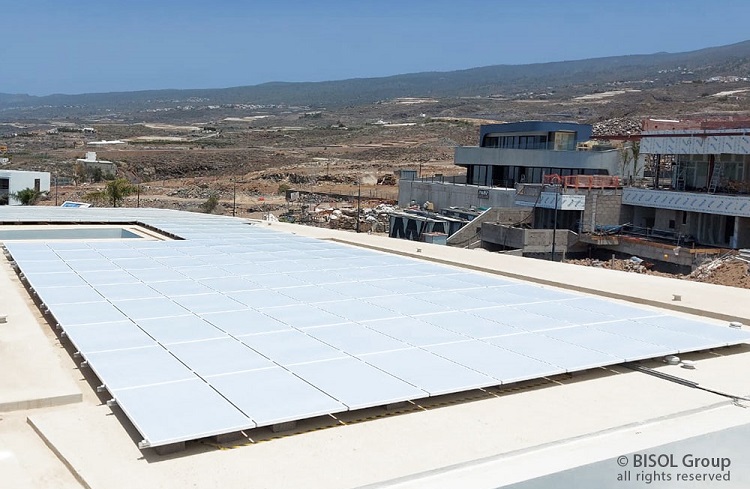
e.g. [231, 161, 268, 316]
[54, 174, 58, 206]
[232, 179, 237, 217]
[356, 179, 361, 233]
[551, 185, 559, 261]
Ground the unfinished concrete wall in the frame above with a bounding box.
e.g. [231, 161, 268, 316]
[631, 206, 656, 228]
[620, 204, 635, 226]
[568, 189, 622, 232]
[654, 208, 679, 232]
[446, 207, 532, 248]
[480, 223, 580, 254]
[480, 223, 526, 249]
[525, 229, 559, 252]
[398, 181, 516, 209]
[446, 208, 494, 249]
[674, 210, 691, 236]
[735, 217, 750, 248]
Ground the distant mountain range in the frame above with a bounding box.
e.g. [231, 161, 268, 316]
[2, 40, 750, 119]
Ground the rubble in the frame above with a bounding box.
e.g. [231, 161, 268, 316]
[592, 118, 642, 137]
[566, 257, 655, 274]
[687, 254, 750, 289]
[281, 202, 394, 233]
[567, 253, 750, 289]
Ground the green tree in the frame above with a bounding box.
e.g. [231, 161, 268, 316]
[11, 187, 45, 205]
[619, 145, 632, 180]
[630, 141, 641, 177]
[85, 178, 135, 207]
[619, 141, 643, 184]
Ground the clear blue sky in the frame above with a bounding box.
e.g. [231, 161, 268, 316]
[3, 0, 749, 96]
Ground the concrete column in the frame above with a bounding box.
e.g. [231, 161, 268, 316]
[732, 216, 740, 249]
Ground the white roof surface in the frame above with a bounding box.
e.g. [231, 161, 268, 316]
[1, 207, 750, 489]
[4, 208, 748, 449]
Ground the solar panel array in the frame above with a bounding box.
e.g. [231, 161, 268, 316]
[3, 208, 749, 448]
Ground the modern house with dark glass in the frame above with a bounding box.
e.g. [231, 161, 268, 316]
[397, 121, 624, 257]
[398, 121, 621, 211]
[457, 121, 620, 189]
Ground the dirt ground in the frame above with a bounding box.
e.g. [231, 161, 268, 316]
[14, 117, 473, 215]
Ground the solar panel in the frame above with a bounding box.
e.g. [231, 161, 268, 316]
[207, 367, 347, 426]
[64, 320, 157, 354]
[134, 315, 228, 344]
[114, 379, 254, 448]
[168, 338, 275, 376]
[4, 208, 750, 450]
[426, 340, 562, 383]
[483, 332, 619, 371]
[305, 323, 411, 355]
[85, 346, 195, 390]
[361, 348, 496, 395]
[199, 308, 291, 336]
[238, 330, 349, 365]
[287, 357, 427, 410]
[364, 317, 469, 346]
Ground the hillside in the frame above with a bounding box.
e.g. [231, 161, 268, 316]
[2, 40, 750, 120]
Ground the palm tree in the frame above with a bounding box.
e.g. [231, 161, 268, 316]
[85, 178, 135, 207]
[10, 187, 45, 205]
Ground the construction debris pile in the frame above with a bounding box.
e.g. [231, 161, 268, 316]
[566, 257, 657, 274]
[326, 206, 391, 233]
[281, 203, 395, 233]
[592, 117, 642, 137]
[687, 252, 750, 289]
[568, 251, 750, 289]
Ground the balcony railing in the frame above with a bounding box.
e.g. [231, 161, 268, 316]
[543, 174, 621, 189]
[399, 174, 467, 184]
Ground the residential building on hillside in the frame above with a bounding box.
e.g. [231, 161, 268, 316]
[396, 121, 625, 257]
[76, 151, 117, 179]
[457, 121, 620, 187]
[399, 121, 622, 211]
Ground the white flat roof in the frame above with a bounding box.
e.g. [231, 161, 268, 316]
[2, 207, 750, 488]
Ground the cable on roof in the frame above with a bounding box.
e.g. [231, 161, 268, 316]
[625, 363, 750, 403]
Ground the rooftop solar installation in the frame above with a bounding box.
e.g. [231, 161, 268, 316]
[3, 208, 750, 449]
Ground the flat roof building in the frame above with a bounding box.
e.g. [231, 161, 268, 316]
[0, 169, 51, 205]
[1, 208, 749, 489]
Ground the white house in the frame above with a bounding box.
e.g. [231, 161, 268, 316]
[0, 170, 51, 205]
[76, 151, 117, 177]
